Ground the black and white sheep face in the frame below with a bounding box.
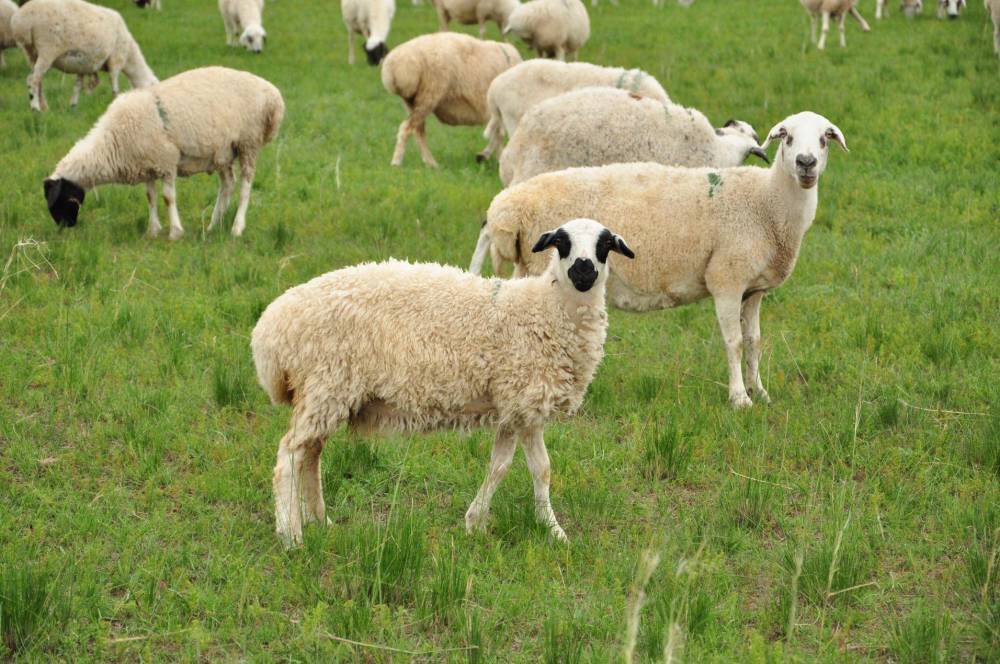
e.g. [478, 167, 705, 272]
[43, 178, 85, 227]
[240, 26, 266, 53]
[364, 41, 388, 66]
[532, 218, 634, 293]
[717, 119, 769, 164]
[762, 112, 847, 190]
[939, 0, 964, 18]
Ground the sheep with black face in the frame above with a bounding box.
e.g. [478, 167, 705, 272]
[342, 0, 395, 65]
[473, 111, 847, 409]
[251, 218, 632, 547]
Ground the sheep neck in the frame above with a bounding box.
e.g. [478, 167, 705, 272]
[768, 151, 820, 247]
[55, 130, 120, 190]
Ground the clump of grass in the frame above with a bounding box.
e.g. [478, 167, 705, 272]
[271, 219, 295, 251]
[543, 615, 586, 664]
[427, 540, 467, 624]
[633, 374, 662, 403]
[787, 513, 875, 606]
[467, 607, 483, 664]
[211, 355, 253, 410]
[720, 476, 778, 531]
[965, 527, 999, 657]
[638, 550, 713, 660]
[0, 561, 67, 656]
[356, 515, 426, 605]
[966, 416, 1000, 477]
[641, 418, 693, 482]
[890, 603, 953, 663]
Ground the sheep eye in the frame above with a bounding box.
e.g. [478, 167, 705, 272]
[819, 136, 827, 148]
[785, 135, 793, 146]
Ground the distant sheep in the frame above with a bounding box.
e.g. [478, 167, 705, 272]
[252, 218, 633, 546]
[432, 0, 519, 37]
[800, 0, 870, 49]
[876, 0, 923, 18]
[219, 0, 266, 52]
[342, 0, 394, 65]
[473, 112, 848, 409]
[44, 66, 284, 240]
[478, 60, 670, 162]
[0, 0, 17, 68]
[938, 0, 965, 18]
[134, 0, 162, 9]
[381, 32, 521, 167]
[988, 0, 1000, 55]
[498, 87, 767, 186]
[11, 0, 158, 111]
[504, 0, 590, 60]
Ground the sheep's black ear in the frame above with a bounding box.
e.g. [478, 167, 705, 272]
[612, 235, 635, 259]
[531, 231, 555, 253]
[747, 147, 770, 164]
[44, 178, 62, 209]
[723, 119, 738, 128]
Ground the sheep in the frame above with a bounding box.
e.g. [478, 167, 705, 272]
[11, 0, 158, 112]
[0, 0, 17, 69]
[498, 87, 769, 187]
[134, 0, 162, 9]
[988, 0, 1000, 55]
[938, 0, 965, 17]
[876, 0, 923, 19]
[504, 0, 590, 61]
[43, 66, 284, 241]
[470, 112, 848, 409]
[381, 32, 521, 167]
[432, 0, 519, 37]
[800, 0, 870, 49]
[342, 0, 394, 65]
[477, 60, 670, 162]
[219, 0, 266, 53]
[251, 218, 634, 547]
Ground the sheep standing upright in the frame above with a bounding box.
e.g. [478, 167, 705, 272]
[473, 112, 848, 408]
[11, 0, 158, 111]
[342, 0, 395, 65]
[498, 87, 768, 186]
[432, 0, 520, 37]
[0, 0, 17, 69]
[800, 0, 870, 49]
[44, 66, 284, 240]
[219, 0, 267, 53]
[504, 0, 590, 60]
[938, 0, 965, 18]
[988, 0, 1000, 56]
[381, 32, 521, 167]
[251, 219, 634, 547]
[876, 0, 923, 19]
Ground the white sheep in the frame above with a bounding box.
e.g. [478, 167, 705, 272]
[504, 0, 590, 60]
[381, 32, 521, 167]
[498, 87, 768, 186]
[219, 0, 267, 53]
[0, 0, 17, 69]
[471, 112, 848, 409]
[477, 60, 670, 162]
[251, 218, 634, 547]
[134, 0, 163, 9]
[342, 0, 394, 65]
[988, 0, 1000, 55]
[44, 66, 284, 241]
[938, 0, 966, 18]
[876, 0, 923, 19]
[800, 0, 870, 49]
[11, 0, 158, 111]
[432, 0, 519, 37]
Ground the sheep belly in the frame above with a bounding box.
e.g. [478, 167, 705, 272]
[607, 272, 708, 312]
[54, 47, 109, 74]
[348, 395, 498, 434]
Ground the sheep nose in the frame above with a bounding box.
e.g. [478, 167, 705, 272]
[795, 154, 818, 170]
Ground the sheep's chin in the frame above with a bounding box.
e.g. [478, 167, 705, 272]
[797, 175, 818, 189]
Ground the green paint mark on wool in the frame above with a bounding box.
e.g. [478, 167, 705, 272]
[708, 171, 723, 198]
[629, 70, 645, 93]
[154, 95, 169, 127]
[616, 70, 629, 90]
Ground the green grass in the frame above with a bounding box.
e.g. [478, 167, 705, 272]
[1, 0, 998, 660]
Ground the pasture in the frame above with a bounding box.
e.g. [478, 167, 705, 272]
[1, 0, 998, 660]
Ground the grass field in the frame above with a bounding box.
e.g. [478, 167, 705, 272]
[1, 0, 999, 660]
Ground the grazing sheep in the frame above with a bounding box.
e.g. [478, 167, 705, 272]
[134, 0, 162, 9]
[478, 60, 670, 162]
[504, 0, 590, 60]
[381, 32, 521, 167]
[988, 0, 1000, 55]
[471, 112, 848, 409]
[342, 0, 395, 65]
[0, 0, 17, 69]
[800, 0, 870, 49]
[498, 87, 768, 186]
[219, 0, 266, 53]
[11, 0, 158, 111]
[44, 66, 284, 240]
[938, 0, 965, 17]
[876, 0, 923, 19]
[251, 218, 633, 547]
[432, 0, 519, 37]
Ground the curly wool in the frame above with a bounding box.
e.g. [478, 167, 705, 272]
[504, 0, 590, 60]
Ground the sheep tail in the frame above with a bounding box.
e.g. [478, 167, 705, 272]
[262, 96, 285, 145]
[251, 332, 293, 405]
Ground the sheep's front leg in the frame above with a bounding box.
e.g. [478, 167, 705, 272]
[809, 12, 818, 42]
[70, 76, 84, 107]
[347, 29, 355, 65]
[232, 153, 257, 236]
[521, 425, 567, 542]
[162, 173, 184, 241]
[818, 11, 830, 49]
[838, 12, 848, 47]
[465, 426, 516, 533]
[713, 293, 753, 408]
[876, 0, 884, 19]
[850, 6, 871, 30]
[27, 55, 53, 111]
[110, 68, 121, 96]
[207, 164, 235, 232]
[741, 291, 770, 404]
[145, 181, 162, 238]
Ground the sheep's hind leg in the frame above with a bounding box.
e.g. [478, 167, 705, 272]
[145, 181, 162, 238]
[347, 29, 355, 65]
[70, 76, 84, 107]
[838, 12, 848, 47]
[740, 291, 770, 404]
[712, 292, 753, 408]
[273, 432, 325, 547]
[413, 120, 439, 168]
[207, 164, 235, 232]
[299, 438, 328, 527]
[390, 108, 413, 166]
[818, 11, 830, 49]
[231, 153, 257, 237]
[465, 426, 517, 533]
[521, 425, 567, 542]
[850, 6, 871, 31]
[26, 54, 53, 111]
[162, 173, 184, 241]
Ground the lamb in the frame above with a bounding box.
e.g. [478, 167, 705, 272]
[800, 0, 870, 49]
[876, 0, 923, 19]
[504, 0, 590, 61]
[477, 60, 670, 162]
[11, 0, 158, 111]
[381, 32, 521, 167]
[0, 0, 17, 69]
[470, 112, 848, 409]
[938, 0, 965, 18]
[43, 66, 284, 241]
[498, 87, 768, 186]
[219, 0, 266, 53]
[342, 0, 394, 65]
[432, 0, 520, 37]
[251, 218, 633, 547]
[988, 0, 1000, 55]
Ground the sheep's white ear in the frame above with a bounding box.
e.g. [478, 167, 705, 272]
[760, 124, 786, 150]
[826, 124, 849, 152]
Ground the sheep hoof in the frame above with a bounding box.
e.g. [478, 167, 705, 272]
[750, 387, 771, 404]
[549, 525, 568, 543]
[730, 393, 753, 409]
[475, 153, 487, 164]
[464, 508, 487, 534]
[168, 228, 184, 241]
[147, 226, 162, 239]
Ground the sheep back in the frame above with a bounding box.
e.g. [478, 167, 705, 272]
[0, 0, 17, 51]
[12, 0, 132, 74]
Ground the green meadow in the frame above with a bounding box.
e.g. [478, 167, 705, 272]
[1, 0, 998, 660]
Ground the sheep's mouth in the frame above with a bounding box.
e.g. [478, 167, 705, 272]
[797, 174, 818, 189]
